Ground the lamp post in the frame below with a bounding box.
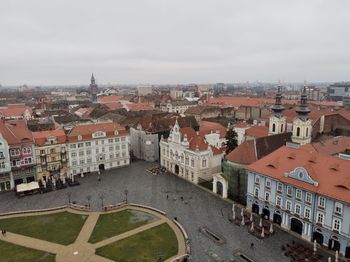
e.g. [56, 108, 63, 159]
[67, 192, 72, 204]
[87, 195, 91, 208]
[99, 193, 105, 209]
[124, 189, 129, 203]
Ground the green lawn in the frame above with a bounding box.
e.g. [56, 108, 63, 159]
[89, 209, 157, 243]
[0, 211, 87, 245]
[96, 223, 178, 262]
[0, 240, 55, 262]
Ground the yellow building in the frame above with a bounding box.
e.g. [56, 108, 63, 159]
[33, 130, 68, 181]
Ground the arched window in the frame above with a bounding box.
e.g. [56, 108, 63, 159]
[306, 128, 309, 137]
[281, 124, 284, 132]
[272, 123, 276, 132]
[297, 127, 300, 137]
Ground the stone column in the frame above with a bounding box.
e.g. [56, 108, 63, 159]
[213, 177, 217, 194]
[222, 182, 228, 199]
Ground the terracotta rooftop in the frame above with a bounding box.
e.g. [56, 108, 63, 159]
[67, 122, 126, 142]
[125, 103, 154, 112]
[33, 129, 66, 146]
[245, 125, 269, 139]
[199, 120, 227, 138]
[0, 104, 32, 118]
[97, 95, 123, 103]
[103, 102, 123, 110]
[305, 136, 350, 156]
[247, 145, 350, 204]
[0, 120, 34, 145]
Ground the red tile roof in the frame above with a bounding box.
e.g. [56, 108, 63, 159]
[97, 95, 123, 103]
[33, 129, 66, 146]
[0, 104, 32, 118]
[247, 145, 350, 203]
[245, 125, 269, 139]
[125, 103, 154, 112]
[226, 140, 257, 165]
[67, 122, 127, 142]
[104, 102, 123, 110]
[199, 121, 227, 138]
[306, 136, 350, 156]
[0, 120, 33, 145]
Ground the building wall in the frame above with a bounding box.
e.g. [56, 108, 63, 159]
[130, 127, 159, 162]
[68, 135, 130, 177]
[222, 160, 247, 205]
[35, 143, 68, 181]
[0, 135, 12, 191]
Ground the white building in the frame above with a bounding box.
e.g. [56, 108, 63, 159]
[160, 119, 225, 185]
[160, 100, 197, 114]
[67, 122, 130, 178]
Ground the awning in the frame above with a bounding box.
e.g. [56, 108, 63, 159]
[16, 181, 40, 193]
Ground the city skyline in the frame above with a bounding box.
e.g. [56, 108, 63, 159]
[1, 0, 350, 85]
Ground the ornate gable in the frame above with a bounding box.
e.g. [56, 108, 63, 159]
[285, 167, 318, 186]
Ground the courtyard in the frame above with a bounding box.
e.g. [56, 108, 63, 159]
[0, 160, 336, 262]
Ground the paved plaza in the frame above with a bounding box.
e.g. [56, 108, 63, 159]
[0, 160, 318, 262]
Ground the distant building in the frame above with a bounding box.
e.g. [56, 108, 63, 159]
[90, 74, 98, 102]
[160, 100, 197, 114]
[130, 126, 159, 162]
[0, 104, 32, 120]
[170, 88, 183, 100]
[0, 133, 12, 191]
[327, 82, 350, 102]
[137, 85, 153, 96]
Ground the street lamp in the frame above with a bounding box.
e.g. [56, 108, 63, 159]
[87, 195, 91, 208]
[124, 189, 129, 203]
[67, 192, 72, 204]
[99, 193, 105, 209]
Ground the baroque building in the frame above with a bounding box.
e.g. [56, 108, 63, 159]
[33, 130, 68, 181]
[67, 122, 130, 178]
[0, 133, 12, 191]
[246, 144, 350, 258]
[160, 119, 225, 185]
[268, 86, 286, 136]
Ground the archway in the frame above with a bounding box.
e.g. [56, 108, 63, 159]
[345, 244, 350, 259]
[273, 213, 282, 225]
[174, 164, 179, 175]
[252, 204, 259, 215]
[262, 208, 270, 220]
[290, 218, 303, 235]
[99, 164, 105, 171]
[328, 237, 340, 252]
[312, 232, 324, 245]
[216, 181, 223, 196]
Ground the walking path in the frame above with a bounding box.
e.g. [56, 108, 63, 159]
[0, 206, 187, 262]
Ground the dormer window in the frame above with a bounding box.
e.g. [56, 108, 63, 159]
[78, 135, 82, 141]
[114, 130, 119, 135]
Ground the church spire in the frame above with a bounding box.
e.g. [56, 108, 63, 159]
[271, 85, 284, 118]
[295, 86, 310, 121]
[91, 73, 95, 85]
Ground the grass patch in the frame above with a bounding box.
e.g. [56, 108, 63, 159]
[89, 209, 157, 243]
[96, 223, 178, 262]
[0, 240, 55, 262]
[0, 211, 87, 245]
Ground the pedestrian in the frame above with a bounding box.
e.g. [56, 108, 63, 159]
[250, 242, 254, 249]
[98, 175, 101, 182]
[2, 230, 6, 237]
[166, 194, 169, 199]
[180, 196, 184, 201]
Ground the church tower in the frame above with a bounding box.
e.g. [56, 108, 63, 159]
[269, 85, 286, 136]
[291, 86, 312, 145]
[90, 73, 98, 102]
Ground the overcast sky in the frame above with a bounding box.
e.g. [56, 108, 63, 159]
[1, 0, 350, 86]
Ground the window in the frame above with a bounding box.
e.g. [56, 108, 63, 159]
[277, 182, 283, 193]
[255, 175, 260, 184]
[0, 162, 5, 169]
[79, 151, 84, 156]
[191, 159, 194, 167]
[79, 159, 84, 164]
[254, 188, 259, 198]
[109, 154, 113, 159]
[40, 150, 45, 155]
[102, 147, 105, 153]
[115, 137, 120, 142]
[122, 144, 126, 149]
[72, 160, 77, 166]
[296, 127, 300, 137]
[317, 212, 324, 224]
[181, 154, 184, 163]
[305, 192, 312, 204]
[121, 137, 126, 142]
[78, 143, 84, 148]
[96, 148, 99, 154]
[109, 146, 113, 151]
[276, 196, 282, 207]
[108, 139, 113, 143]
[306, 128, 309, 137]
[304, 207, 311, 219]
[95, 141, 98, 145]
[185, 157, 189, 165]
[265, 179, 271, 188]
[202, 159, 207, 168]
[115, 145, 120, 150]
[281, 124, 284, 132]
[85, 142, 91, 147]
[101, 140, 105, 145]
[286, 200, 292, 211]
[71, 152, 77, 158]
[334, 202, 343, 215]
[70, 144, 76, 149]
[87, 158, 92, 163]
[287, 186, 292, 196]
[23, 147, 32, 154]
[296, 189, 302, 200]
[318, 197, 326, 208]
[265, 192, 270, 201]
[272, 123, 276, 132]
[122, 152, 126, 157]
[86, 149, 91, 155]
[332, 218, 341, 232]
[50, 148, 55, 154]
[295, 204, 301, 215]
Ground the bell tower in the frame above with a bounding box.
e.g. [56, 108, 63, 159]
[269, 85, 286, 135]
[291, 86, 312, 145]
[90, 73, 98, 102]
